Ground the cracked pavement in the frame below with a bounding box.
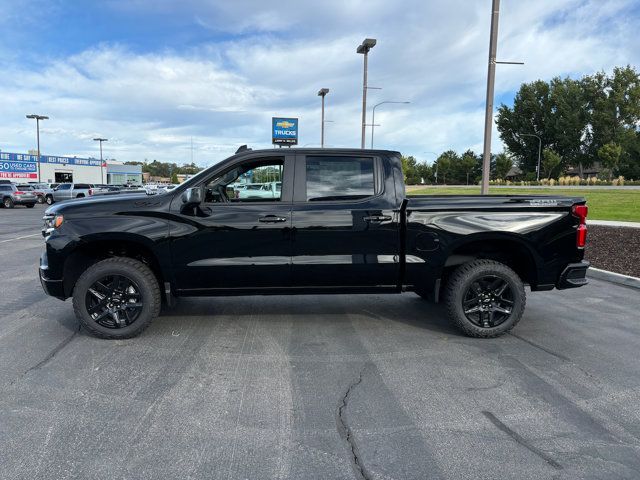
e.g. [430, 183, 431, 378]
[1, 206, 640, 479]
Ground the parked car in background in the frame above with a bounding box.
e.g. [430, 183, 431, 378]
[49, 183, 108, 204]
[237, 181, 281, 200]
[0, 183, 37, 208]
[28, 183, 54, 204]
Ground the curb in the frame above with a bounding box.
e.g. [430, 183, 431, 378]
[588, 220, 640, 229]
[587, 267, 640, 289]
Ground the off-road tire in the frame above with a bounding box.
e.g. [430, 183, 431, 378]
[444, 259, 526, 338]
[72, 257, 161, 339]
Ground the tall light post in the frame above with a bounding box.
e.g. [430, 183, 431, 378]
[518, 133, 542, 180]
[480, 0, 524, 194]
[26, 114, 48, 182]
[317, 88, 329, 147]
[357, 38, 377, 149]
[93, 138, 108, 183]
[371, 101, 410, 148]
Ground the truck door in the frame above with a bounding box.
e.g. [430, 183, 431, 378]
[54, 183, 72, 201]
[291, 154, 401, 289]
[169, 155, 294, 292]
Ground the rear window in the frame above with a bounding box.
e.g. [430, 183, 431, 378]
[305, 156, 376, 201]
[75, 184, 90, 189]
[17, 185, 33, 189]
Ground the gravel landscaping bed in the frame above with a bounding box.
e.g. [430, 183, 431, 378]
[586, 225, 640, 278]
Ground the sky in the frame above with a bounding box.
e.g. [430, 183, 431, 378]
[0, 0, 638, 167]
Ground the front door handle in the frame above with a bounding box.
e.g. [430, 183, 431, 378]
[259, 215, 288, 223]
[363, 215, 392, 223]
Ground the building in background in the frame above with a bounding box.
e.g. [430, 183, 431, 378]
[0, 151, 142, 184]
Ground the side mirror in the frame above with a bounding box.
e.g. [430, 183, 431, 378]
[181, 187, 202, 205]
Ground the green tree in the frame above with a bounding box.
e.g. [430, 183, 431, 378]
[460, 152, 478, 185]
[542, 148, 562, 179]
[597, 142, 622, 180]
[494, 153, 513, 180]
[401, 155, 421, 184]
[170, 171, 179, 183]
[435, 151, 458, 184]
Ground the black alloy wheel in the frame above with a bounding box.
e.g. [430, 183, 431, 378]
[461, 275, 514, 328]
[85, 274, 143, 329]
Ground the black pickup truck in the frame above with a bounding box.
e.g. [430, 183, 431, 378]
[39, 148, 589, 339]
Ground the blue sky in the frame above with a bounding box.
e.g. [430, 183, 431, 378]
[1, 0, 638, 165]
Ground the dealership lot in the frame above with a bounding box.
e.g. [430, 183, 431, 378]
[1, 205, 639, 479]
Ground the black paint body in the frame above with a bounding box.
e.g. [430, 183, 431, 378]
[39, 149, 587, 301]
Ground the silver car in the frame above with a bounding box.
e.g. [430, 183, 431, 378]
[0, 184, 37, 208]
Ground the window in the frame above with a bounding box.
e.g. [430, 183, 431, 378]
[204, 160, 284, 203]
[75, 184, 90, 189]
[57, 184, 71, 190]
[55, 172, 73, 183]
[0, 186, 10, 192]
[305, 156, 376, 201]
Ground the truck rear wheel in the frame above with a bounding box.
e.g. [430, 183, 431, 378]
[72, 257, 161, 339]
[444, 259, 525, 338]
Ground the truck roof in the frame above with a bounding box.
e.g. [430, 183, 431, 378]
[232, 147, 401, 158]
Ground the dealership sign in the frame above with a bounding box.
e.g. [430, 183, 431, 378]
[272, 117, 298, 145]
[0, 151, 102, 179]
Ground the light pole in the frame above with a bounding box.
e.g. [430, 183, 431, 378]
[317, 88, 329, 147]
[93, 138, 108, 184]
[357, 38, 376, 149]
[480, 0, 524, 194]
[518, 133, 542, 180]
[371, 101, 410, 148]
[26, 114, 48, 182]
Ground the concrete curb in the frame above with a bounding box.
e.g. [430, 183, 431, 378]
[589, 220, 640, 229]
[587, 267, 640, 289]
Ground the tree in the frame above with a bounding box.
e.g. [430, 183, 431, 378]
[401, 155, 420, 184]
[494, 153, 513, 180]
[597, 142, 622, 180]
[171, 171, 179, 183]
[460, 152, 478, 185]
[542, 149, 562, 179]
[435, 151, 458, 184]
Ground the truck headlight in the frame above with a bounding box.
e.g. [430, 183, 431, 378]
[43, 214, 64, 234]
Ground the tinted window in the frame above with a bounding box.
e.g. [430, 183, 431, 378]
[57, 184, 71, 190]
[0, 186, 10, 191]
[305, 156, 375, 201]
[75, 184, 90, 189]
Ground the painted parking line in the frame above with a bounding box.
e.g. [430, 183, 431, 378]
[0, 233, 41, 243]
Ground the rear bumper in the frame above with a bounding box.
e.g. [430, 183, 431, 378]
[556, 261, 590, 289]
[13, 198, 37, 205]
[39, 251, 66, 299]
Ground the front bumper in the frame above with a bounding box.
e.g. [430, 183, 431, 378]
[556, 261, 590, 289]
[39, 251, 66, 299]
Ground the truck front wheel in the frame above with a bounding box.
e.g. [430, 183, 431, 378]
[444, 259, 525, 338]
[72, 257, 161, 339]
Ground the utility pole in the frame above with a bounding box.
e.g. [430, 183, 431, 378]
[480, 0, 524, 194]
[317, 88, 329, 147]
[26, 114, 48, 182]
[481, 0, 500, 195]
[357, 38, 377, 149]
[93, 138, 108, 183]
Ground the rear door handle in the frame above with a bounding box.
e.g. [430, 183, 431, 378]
[259, 215, 288, 223]
[363, 215, 392, 223]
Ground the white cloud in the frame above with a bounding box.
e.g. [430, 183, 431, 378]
[1, 0, 638, 166]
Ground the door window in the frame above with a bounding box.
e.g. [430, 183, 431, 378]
[305, 156, 376, 201]
[204, 160, 284, 203]
[56, 184, 71, 190]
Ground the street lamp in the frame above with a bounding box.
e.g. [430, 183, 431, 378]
[357, 38, 377, 149]
[26, 114, 48, 181]
[518, 133, 542, 181]
[317, 88, 329, 148]
[370, 101, 410, 148]
[93, 138, 108, 184]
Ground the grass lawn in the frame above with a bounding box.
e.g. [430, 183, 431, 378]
[407, 187, 640, 222]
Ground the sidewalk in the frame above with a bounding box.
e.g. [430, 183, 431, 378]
[588, 219, 640, 229]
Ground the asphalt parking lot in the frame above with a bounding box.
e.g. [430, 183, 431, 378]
[1, 205, 639, 480]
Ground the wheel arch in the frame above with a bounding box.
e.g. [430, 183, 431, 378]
[440, 232, 541, 291]
[62, 234, 166, 300]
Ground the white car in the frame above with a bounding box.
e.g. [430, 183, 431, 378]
[237, 182, 281, 200]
